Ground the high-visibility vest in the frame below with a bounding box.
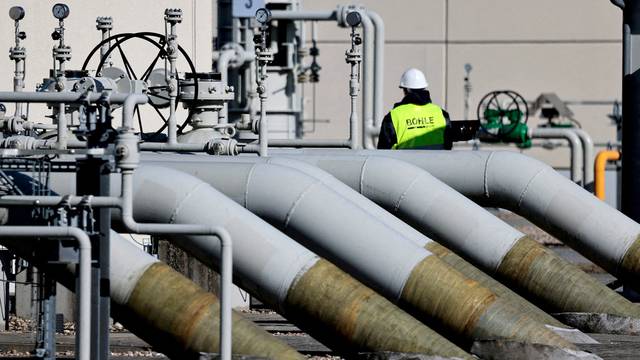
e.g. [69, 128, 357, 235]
[390, 103, 447, 149]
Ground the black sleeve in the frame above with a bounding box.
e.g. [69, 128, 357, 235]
[377, 113, 397, 149]
[442, 109, 453, 150]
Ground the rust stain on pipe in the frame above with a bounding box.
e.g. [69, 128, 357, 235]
[116, 262, 304, 360]
[424, 241, 567, 328]
[498, 237, 640, 318]
[284, 259, 473, 358]
[400, 256, 575, 349]
[620, 236, 640, 291]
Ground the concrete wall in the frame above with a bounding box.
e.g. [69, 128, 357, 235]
[299, 0, 622, 167]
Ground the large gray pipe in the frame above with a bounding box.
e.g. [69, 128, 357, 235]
[108, 232, 303, 359]
[269, 153, 640, 319]
[146, 158, 576, 350]
[43, 165, 469, 356]
[0, 229, 303, 359]
[281, 149, 640, 293]
[154, 154, 571, 328]
[122, 166, 470, 357]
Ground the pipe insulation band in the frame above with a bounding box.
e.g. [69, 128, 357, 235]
[401, 256, 575, 350]
[109, 231, 304, 359]
[423, 242, 567, 328]
[498, 236, 640, 317]
[284, 258, 472, 358]
[117, 262, 303, 359]
[125, 166, 469, 355]
[111, 232, 305, 359]
[139, 159, 574, 348]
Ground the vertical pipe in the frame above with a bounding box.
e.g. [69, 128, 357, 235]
[367, 10, 385, 131]
[57, 103, 67, 149]
[595, 150, 621, 200]
[530, 128, 583, 185]
[218, 228, 232, 360]
[622, 0, 640, 222]
[0, 227, 91, 360]
[573, 129, 595, 190]
[359, 11, 375, 149]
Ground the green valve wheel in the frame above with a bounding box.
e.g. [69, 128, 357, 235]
[477, 90, 530, 145]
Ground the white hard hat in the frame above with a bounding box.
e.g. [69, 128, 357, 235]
[399, 68, 428, 89]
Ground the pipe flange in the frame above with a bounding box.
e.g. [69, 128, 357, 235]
[206, 137, 238, 156]
[336, 5, 364, 28]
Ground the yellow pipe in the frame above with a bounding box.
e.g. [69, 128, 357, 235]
[594, 150, 621, 200]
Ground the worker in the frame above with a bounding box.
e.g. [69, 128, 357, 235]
[378, 68, 452, 149]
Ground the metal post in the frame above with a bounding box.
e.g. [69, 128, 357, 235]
[345, 13, 363, 149]
[255, 17, 274, 157]
[76, 157, 111, 360]
[164, 9, 182, 145]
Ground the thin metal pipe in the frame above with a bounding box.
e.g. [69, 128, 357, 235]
[359, 11, 375, 149]
[595, 150, 621, 200]
[367, 10, 385, 132]
[243, 139, 352, 150]
[57, 103, 67, 149]
[0, 91, 133, 105]
[530, 128, 583, 185]
[270, 10, 337, 21]
[573, 128, 595, 190]
[119, 171, 233, 360]
[0, 227, 91, 360]
[139, 142, 208, 152]
[216, 49, 237, 125]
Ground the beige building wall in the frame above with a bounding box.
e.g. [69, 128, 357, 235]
[0, 0, 623, 169]
[301, 0, 622, 168]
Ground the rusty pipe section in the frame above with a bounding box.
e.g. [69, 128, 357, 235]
[271, 153, 640, 319]
[0, 228, 302, 359]
[109, 232, 303, 360]
[594, 150, 621, 200]
[145, 158, 576, 350]
[301, 149, 640, 295]
[122, 166, 470, 357]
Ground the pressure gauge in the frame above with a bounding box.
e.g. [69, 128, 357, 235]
[52, 3, 70, 20]
[255, 8, 272, 25]
[9, 6, 25, 21]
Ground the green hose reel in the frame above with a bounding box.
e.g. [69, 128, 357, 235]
[477, 90, 531, 148]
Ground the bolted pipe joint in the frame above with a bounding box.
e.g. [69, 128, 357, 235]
[206, 137, 238, 156]
[115, 130, 140, 172]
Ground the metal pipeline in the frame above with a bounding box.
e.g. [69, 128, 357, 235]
[305, 149, 640, 294]
[216, 49, 237, 125]
[0, 229, 303, 359]
[268, 153, 640, 319]
[161, 153, 567, 328]
[0, 226, 91, 360]
[367, 10, 385, 138]
[270, 8, 375, 149]
[115, 165, 470, 357]
[148, 158, 576, 350]
[530, 128, 583, 185]
[574, 129, 595, 190]
[108, 232, 302, 359]
[595, 150, 621, 200]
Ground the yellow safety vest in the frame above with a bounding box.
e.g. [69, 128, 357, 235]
[390, 103, 447, 149]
